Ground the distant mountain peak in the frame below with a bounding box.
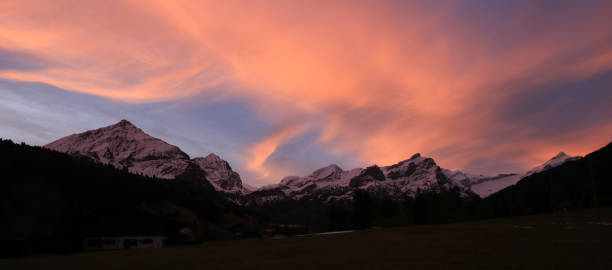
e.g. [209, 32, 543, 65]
[309, 164, 343, 179]
[116, 119, 135, 126]
[461, 151, 582, 198]
[552, 152, 569, 159]
[77, 120, 148, 142]
[524, 152, 581, 177]
[202, 153, 223, 162]
[107, 119, 140, 132]
[45, 120, 190, 179]
[393, 153, 434, 169]
[192, 154, 249, 195]
[325, 164, 342, 170]
[45, 120, 249, 197]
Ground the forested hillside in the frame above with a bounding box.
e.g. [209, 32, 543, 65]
[0, 139, 261, 256]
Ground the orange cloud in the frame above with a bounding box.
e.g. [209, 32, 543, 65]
[2, 1, 612, 181]
[247, 123, 308, 182]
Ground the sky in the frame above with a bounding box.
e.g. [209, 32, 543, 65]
[1, 0, 612, 186]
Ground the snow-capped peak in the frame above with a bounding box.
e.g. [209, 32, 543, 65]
[393, 153, 433, 167]
[309, 164, 343, 180]
[192, 153, 249, 194]
[524, 152, 581, 177]
[45, 120, 190, 179]
[116, 119, 136, 128]
[553, 152, 569, 159]
[455, 151, 582, 198]
[202, 153, 223, 162]
[409, 153, 422, 160]
[45, 120, 249, 196]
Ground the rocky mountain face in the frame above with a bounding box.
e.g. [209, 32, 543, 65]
[243, 152, 582, 206]
[45, 120, 251, 196]
[192, 154, 252, 194]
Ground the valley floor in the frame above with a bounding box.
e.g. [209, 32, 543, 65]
[3, 208, 612, 270]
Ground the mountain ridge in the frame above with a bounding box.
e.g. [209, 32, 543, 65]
[44, 120, 581, 203]
[246, 151, 581, 205]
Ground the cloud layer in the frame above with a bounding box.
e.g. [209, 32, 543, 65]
[1, 0, 612, 185]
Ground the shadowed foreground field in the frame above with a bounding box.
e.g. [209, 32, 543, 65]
[3, 209, 612, 270]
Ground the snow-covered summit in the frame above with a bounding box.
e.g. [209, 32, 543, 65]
[192, 153, 251, 194]
[524, 152, 581, 177]
[310, 164, 344, 180]
[458, 152, 581, 198]
[45, 120, 190, 179]
[45, 120, 250, 195]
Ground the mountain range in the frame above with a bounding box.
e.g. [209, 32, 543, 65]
[243, 152, 580, 206]
[45, 120, 580, 204]
[3, 119, 611, 256]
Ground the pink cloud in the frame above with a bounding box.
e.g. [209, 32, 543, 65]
[2, 1, 612, 181]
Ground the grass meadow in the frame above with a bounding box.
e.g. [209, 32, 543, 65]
[2, 208, 612, 270]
